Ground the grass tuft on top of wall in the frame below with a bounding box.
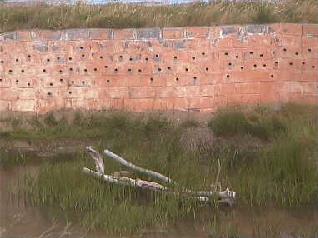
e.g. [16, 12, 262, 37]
[0, 0, 318, 32]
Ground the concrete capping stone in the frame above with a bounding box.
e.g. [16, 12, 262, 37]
[244, 25, 271, 35]
[0, 24, 313, 42]
[89, 29, 113, 40]
[113, 28, 135, 40]
[162, 27, 185, 39]
[185, 27, 210, 39]
[60, 29, 90, 41]
[16, 31, 32, 41]
[219, 26, 239, 38]
[136, 28, 162, 40]
[271, 23, 303, 36]
[161, 39, 187, 49]
[0, 32, 18, 41]
[31, 30, 62, 41]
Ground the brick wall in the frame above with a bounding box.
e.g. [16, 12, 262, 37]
[0, 24, 317, 113]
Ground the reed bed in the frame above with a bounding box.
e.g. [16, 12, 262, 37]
[0, 0, 318, 33]
[2, 103, 318, 233]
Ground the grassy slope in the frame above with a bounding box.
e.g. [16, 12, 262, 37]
[0, 0, 318, 32]
[2, 103, 318, 233]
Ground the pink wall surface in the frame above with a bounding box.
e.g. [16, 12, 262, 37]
[0, 23, 317, 113]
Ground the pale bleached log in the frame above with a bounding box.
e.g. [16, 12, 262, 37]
[83, 167, 167, 192]
[103, 148, 236, 200]
[103, 149, 174, 184]
[86, 146, 104, 174]
[83, 167, 235, 205]
[189, 188, 236, 200]
[85, 147, 236, 205]
[83, 167, 212, 202]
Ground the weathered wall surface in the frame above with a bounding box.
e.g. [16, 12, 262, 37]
[0, 24, 317, 113]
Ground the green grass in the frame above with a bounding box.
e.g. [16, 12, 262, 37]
[208, 107, 286, 140]
[208, 104, 318, 206]
[4, 103, 318, 233]
[0, 0, 318, 33]
[16, 128, 210, 234]
[0, 150, 29, 168]
[231, 136, 318, 207]
[19, 159, 199, 234]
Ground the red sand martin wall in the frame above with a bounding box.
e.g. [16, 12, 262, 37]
[0, 23, 317, 113]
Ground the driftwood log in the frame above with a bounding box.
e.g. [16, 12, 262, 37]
[103, 149, 174, 184]
[83, 167, 167, 191]
[83, 167, 233, 204]
[83, 146, 236, 205]
[86, 146, 104, 174]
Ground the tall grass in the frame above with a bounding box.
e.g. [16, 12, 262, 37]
[208, 107, 286, 140]
[0, 150, 30, 167]
[16, 117, 212, 233]
[208, 104, 318, 207]
[20, 158, 200, 234]
[0, 0, 318, 32]
[5, 103, 318, 233]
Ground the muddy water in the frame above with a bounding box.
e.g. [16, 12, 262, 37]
[1, 165, 318, 238]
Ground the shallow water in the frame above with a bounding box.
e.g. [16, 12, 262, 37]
[1, 165, 318, 238]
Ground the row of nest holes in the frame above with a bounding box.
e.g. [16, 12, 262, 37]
[101, 76, 189, 84]
[2, 73, 265, 86]
[44, 76, 195, 87]
[48, 45, 315, 55]
[48, 79, 88, 86]
[4, 62, 316, 75]
[12, 79, 31, 86]
[8, 54, 177, 63]
[4, 48, 313, 64]
[2, 73, 273, 85]
[0, 73, 282, 89]
[47, 91, 73, 96]
[11, 78, 82, 87]
[2, 77, 182, 85]
[282, 48, 313, 54]
[225, 73, 275, 79]
[8, 54, 181, 63]
[12, 70, 314, 88]
[103, 73, 276, 84]
[224, 48, 313, 57]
